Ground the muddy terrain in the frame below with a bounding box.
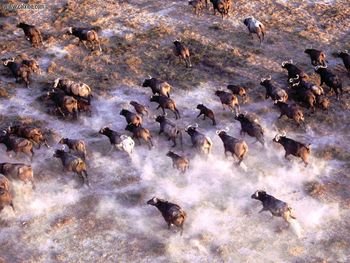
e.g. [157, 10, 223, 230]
[0, 0, 349, 262]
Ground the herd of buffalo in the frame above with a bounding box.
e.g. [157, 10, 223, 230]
[0, 0, 349, 236]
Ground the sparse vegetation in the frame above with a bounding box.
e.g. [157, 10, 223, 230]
[0, 0, 349, 261]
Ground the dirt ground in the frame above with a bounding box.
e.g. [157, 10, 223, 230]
[0, 0, 350, 262]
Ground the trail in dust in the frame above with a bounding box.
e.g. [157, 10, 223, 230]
[2, 78, 342, 261]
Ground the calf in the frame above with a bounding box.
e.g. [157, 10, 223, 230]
[173, 40, 192, 68]
[273, 133, 311, 166]
[142, 77, 171, 98]
[0, 163, 35, 189]
[99, 127, 135, 154]
[335, 50, 350, 73]
[53, 78, 93, 102]
[281, 60, 309, 81]
[304, 49, 327, 66]
[130, 101, 149, 117]
[227, 84, 247, 102]
[251, 190, 296, 224]
[120, 109, 142, 126]
[274, 101, 305, 127]
[260, 76, 288, 102]
[53, 149, 89, 186]
[7, 124, 49, 148]
[0, 175, 14, 212]
[196, 104, 216, 125]
[150, 95, 180, 119]
[2, 58, 31, 88]
[59, 138, 87, 160]
[243, 17, 266, 43]
[234, 113, 264, 145]
[185, 124, 212, 155]
[314, 65, 343, 100]
[215, 90, 240, 113]
[216, 128, 248, 165]
[155, 115, 183, 148]
[17, 23, 43, 47]
[0, 130, 34, 159]
[125, 124, 153, 150]
[147, 197, 186, 235]
[166, 151, 189, 174]
[47, 89, 78, 118]
[67, 27, 102, 51]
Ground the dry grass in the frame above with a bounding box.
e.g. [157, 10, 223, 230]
[0, 0, 349, 261]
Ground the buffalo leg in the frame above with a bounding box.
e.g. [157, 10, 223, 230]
[184, 58, 189, 68]
[44, 140, 50, 148]
[97, 41, 102, 52]
[175, 108, 180, 119]
[224, 151, 229, 158]
[30, 149, 34, 161]
[335, 89, 340, 101]
[284, 153, 291, 161]
[109, 144, 114, 153]
[259, 207, 267, 213]
[82, 40, 89, 50]
[10, 202, 15, 211]
[82, 171, 90, 187]
[147, 138, 153, 150]
[57, 107, 66, 117]
[172, 110, 177, 119]
[302, 157, 309, 167]
[90, 41, 95, 51]
[31, 180, 36, 190]
[35, 141, 41, 149]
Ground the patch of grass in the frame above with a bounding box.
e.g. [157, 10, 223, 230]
[304, 180, 327, 200]
[135, 24, 173, 43]
[0, 0, 18, 17]
[314, 145, 350, 161]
